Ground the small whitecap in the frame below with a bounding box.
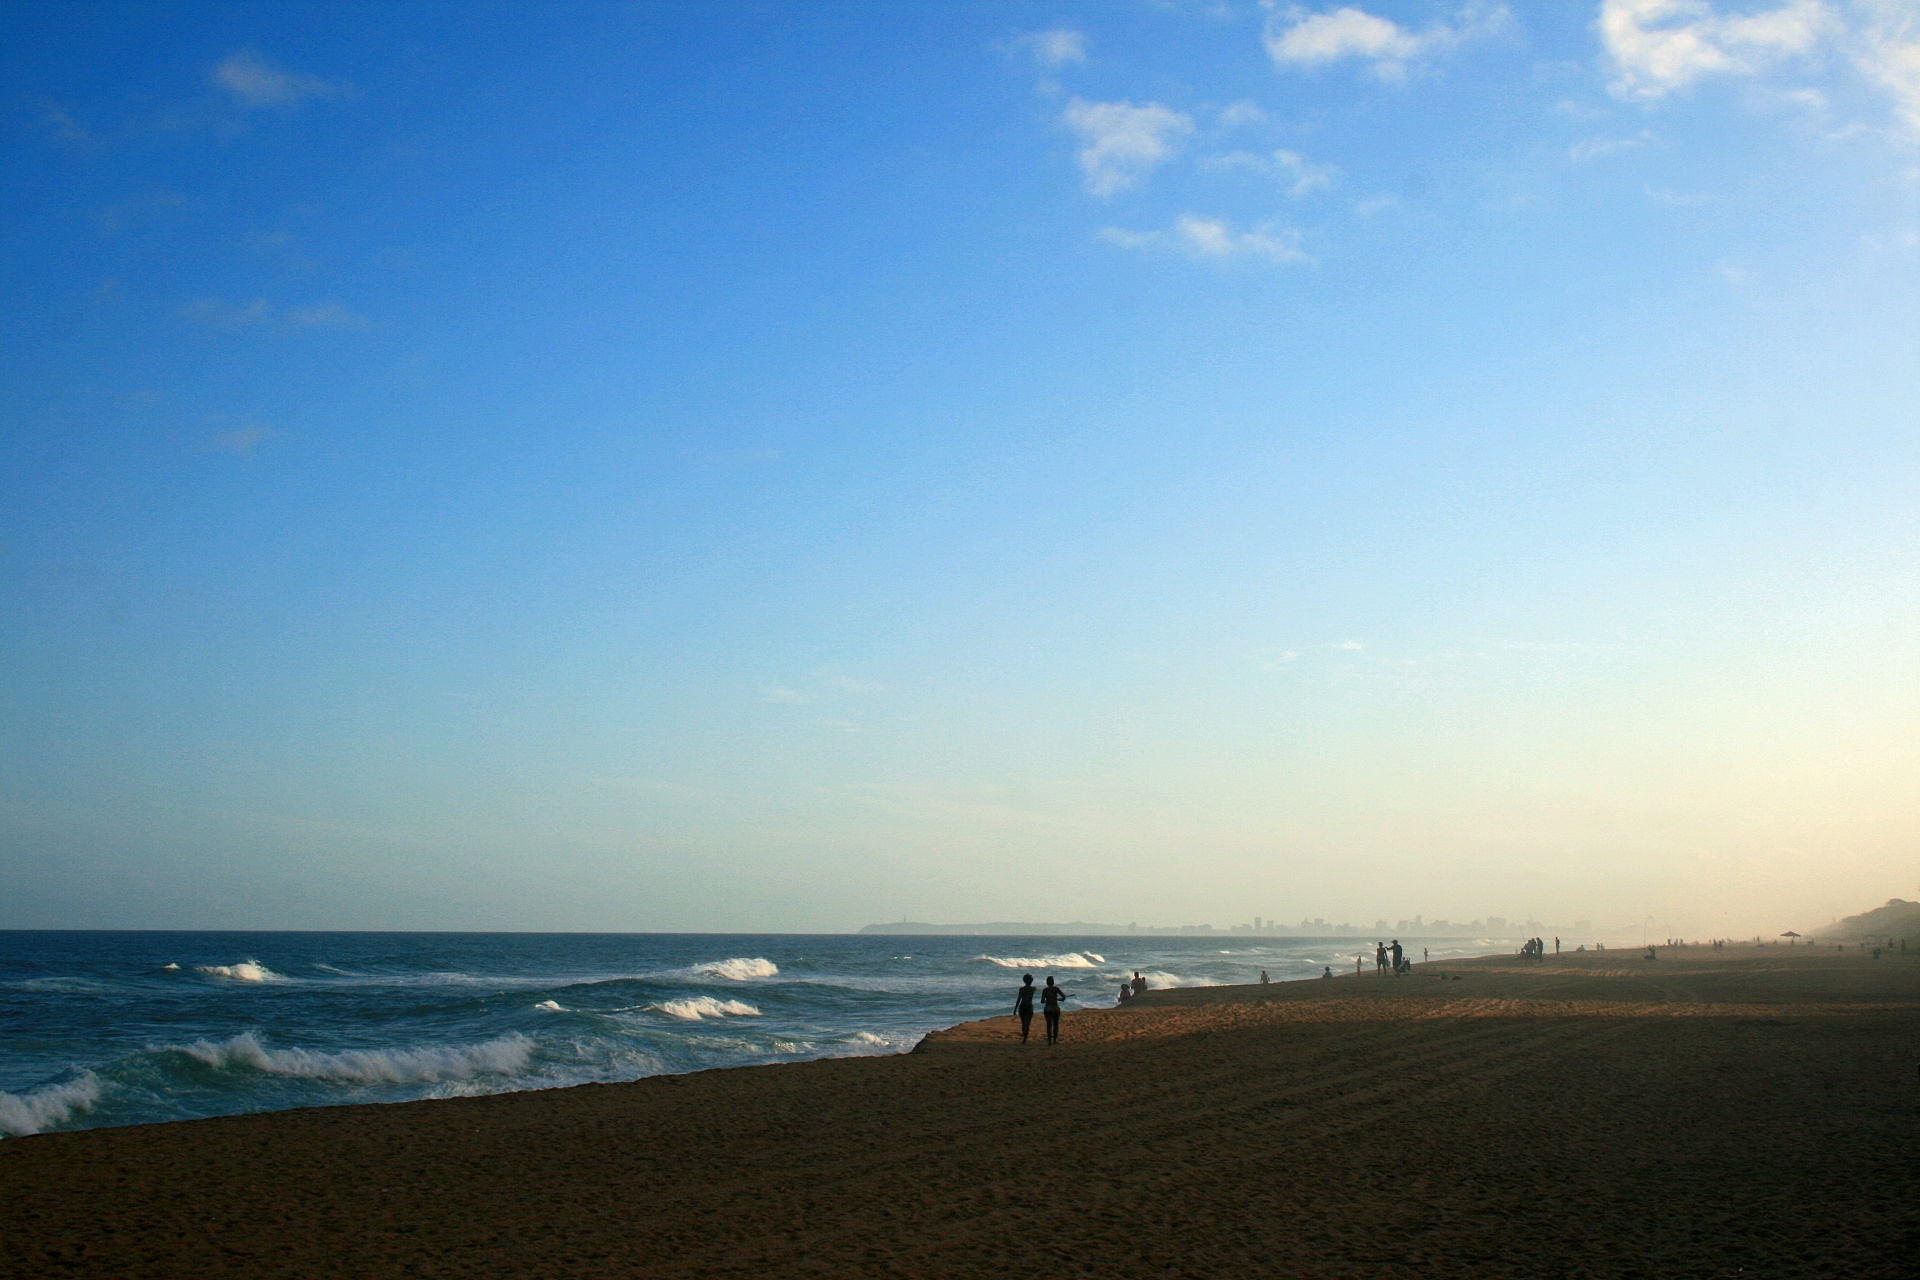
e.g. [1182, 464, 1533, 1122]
[652, 997, 761, 1021]
[695, 957, 778, 981]
[194, 961, 281, 983]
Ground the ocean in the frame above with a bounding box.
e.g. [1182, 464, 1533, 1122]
[0, 930, 1503, 1137]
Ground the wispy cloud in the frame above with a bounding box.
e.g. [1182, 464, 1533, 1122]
[1218, 98, 1267, 128]
[760, 686, 811, 706]
[1569, 129, 1656, 161]
[1202, 147, 1338, 195]
[1061, 97, 1194, 196]
[1597, 2, 1920, 138]
[283, 301, 371, 329]
[1012, 28, 1088, 68]
[207, 424, 273, 456]
[212, 49, 349, 109]
[182, 297, 369, 329]
[1598, 0, 1833, 99]
[181, 297, 275, 327]
[1101, 215, 1309, 263]
[1646, 183, 1711, 205]
[1265, 3, 1512, 82]
[33, 100, 91, 147]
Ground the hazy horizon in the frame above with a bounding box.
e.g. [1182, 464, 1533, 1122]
[4, 2, 1917, 939]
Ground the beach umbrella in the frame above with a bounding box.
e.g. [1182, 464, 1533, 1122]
[1781, 931, 1800, 946]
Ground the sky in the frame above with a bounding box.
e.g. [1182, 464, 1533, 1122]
[2, 1, 1917, 938]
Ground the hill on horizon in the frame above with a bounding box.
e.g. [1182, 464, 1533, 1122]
[1815, 899, 1920, 941]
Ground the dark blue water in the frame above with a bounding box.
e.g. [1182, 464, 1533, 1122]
[0, 931, 1500, 1136]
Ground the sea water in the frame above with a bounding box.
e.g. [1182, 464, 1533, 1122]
[0, 931, 1501, 1137]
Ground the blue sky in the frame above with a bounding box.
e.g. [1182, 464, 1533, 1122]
[3, 1, 1917, 935]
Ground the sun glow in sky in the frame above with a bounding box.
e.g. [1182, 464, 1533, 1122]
[3, 2, 1917, 936]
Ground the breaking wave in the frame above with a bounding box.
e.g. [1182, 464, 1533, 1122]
[696, 957, 778, 980]
[977, 952, 1104, 969]
[0, 1074, 102, 1137]
[177, 1032, 532, 1083]
[195, 961, 281, 983]
[1136, 969, 1215, 989]
[653, 997, 760, 1021]
[534, 999, 565, 1011]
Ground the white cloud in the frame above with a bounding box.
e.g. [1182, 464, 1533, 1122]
[182, 297, 369, 329]
[208, 425, 272, 456]
[1177, 214, 1307, 260]
[181, 297, 274, 326]
[1103, 215, 1308, 263]
[1265, 3, 1512, 81]
[284, 301, 371, 329]
[1062, 97, 1194, 196]
[1202, 147, 1338, 195]
[1218, 98, 1268, 128]
[1646, 182, 1712, 204]
[1569, 129, 1656, 160]
[1014, 28, 1088, 68]
[1853, 8, 1920, 133]
[1598, 0, 1834, 99]
[212, 49, 347, 108]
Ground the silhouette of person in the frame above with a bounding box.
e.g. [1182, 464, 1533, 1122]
[1015, 974, 1036, 1043]
[1375, 942, 1387, 973]
[1041, 976, 1069, 1045]
[1131, 971, 1146, 997]
[1260, 969, 1270, 984]
[1117, 982, 1131, 1003]
[1322, 966, 1333, 979]
[1390, 939, 1403, 974]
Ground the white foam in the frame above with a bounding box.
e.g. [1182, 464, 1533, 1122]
[0, 1074, 102, 1138]
[1138, 969, 1216, 989]
[161, 962, 180, 971]
[178, 1032, 532, 1083]
[696, 957, 778, 980]
[652, 997, 761, 1021]
[535, 999, 564, 1011]
[194, 960, 281, 983]
[978, 952, 1102, 969]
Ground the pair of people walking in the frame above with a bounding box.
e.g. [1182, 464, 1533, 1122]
[1014, 974, 1071, 1045]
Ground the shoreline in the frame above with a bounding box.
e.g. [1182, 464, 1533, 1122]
[6, 946, 1915, 1277]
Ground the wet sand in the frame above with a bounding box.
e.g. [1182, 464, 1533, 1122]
[5, 946, 1917, 1278]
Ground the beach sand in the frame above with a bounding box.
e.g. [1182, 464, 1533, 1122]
[5, 946, 1916, 1278]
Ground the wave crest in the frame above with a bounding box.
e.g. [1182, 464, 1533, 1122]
[195, 961, 281, 983]
[696, 957, 778, 980]
[178, 1032, 533, 1083]
[0, 1074, 102, 1138]
[978, 952, 1103, 969]
[653, 997, 760, 1021]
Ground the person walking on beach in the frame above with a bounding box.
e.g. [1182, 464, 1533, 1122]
[1041, 976, 1069, 1045]
[1015, 975, 1036, 1043]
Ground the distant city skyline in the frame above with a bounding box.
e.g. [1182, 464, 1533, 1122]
[4, 3, 1916, 937]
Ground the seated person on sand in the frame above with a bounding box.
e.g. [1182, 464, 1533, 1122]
[1131, 971, 1147, 997]
[1117, 983, 1131, 1003]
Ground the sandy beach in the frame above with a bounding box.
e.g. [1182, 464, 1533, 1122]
[5, 946, 1915, 1278]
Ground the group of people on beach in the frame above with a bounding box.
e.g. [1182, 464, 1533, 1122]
[1518, 937, 1552, 961]
[1373, 940, 1411, 975]
[1019, 971, 1152, 1044]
